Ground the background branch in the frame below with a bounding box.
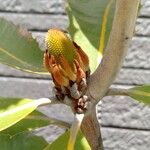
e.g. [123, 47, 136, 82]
[27, 115, 71, 129]
[106, 87, 129, 96]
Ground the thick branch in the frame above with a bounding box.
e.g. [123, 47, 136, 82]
[80, 1, 140, 149]
[81, 108, 103, 150]
[87, 0, 140, 105]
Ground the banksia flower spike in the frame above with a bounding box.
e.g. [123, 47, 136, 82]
[44, 28, 90, 113]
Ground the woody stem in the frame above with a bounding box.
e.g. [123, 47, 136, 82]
[82, 0, 140, 149]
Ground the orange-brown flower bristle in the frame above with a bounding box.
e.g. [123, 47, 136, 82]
[60, 56, 77, 82]
[74, 60, 86, 84]
[52, 64, 69, 87]
[43, 50, 51, 73]
[73, 42, 89, 72]
[75, 51, 84, 71]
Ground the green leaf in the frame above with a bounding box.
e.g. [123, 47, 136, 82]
[0, 134, 11, 150]
[45, 130, 91, 150]
[0, 132, 48, 150]
[0, 18, 47, 74]
[1, 110, 50, 136]
[66, 0, 116, 73]
[0, 97, 50, 132]
[128, 85, 150, 105]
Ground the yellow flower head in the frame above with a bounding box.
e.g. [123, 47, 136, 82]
[45, 28, 76, 65]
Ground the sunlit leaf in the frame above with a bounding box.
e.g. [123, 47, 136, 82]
[0, 132, 48, 150]
[0, 18, 47, 74]
[128, 85, 150, 105]
[66, 0, 116, 73]
[45, 130, 91, 150]
[0, 97, 50, 131]
[1, 110, 50, 135]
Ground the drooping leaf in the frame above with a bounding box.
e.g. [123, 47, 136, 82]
[0, 97, 50, 132]
[128, 85, 150, 105]
[0, 132, 48, 150]
[66, 0, 116, 73]
[1, 110, 50, 136]
[45, 130, 91, 150]
[0, 18, 47, 74]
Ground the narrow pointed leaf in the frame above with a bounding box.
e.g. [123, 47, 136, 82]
[0, 18, 47, 74]
[128, 85, 150, 105]
[1, 110, 51, 135]
[45, 130, 91, 150]
[66, 0, 116, 73]
[0, 132, 48, 150]
[0, 97, 50, 132]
